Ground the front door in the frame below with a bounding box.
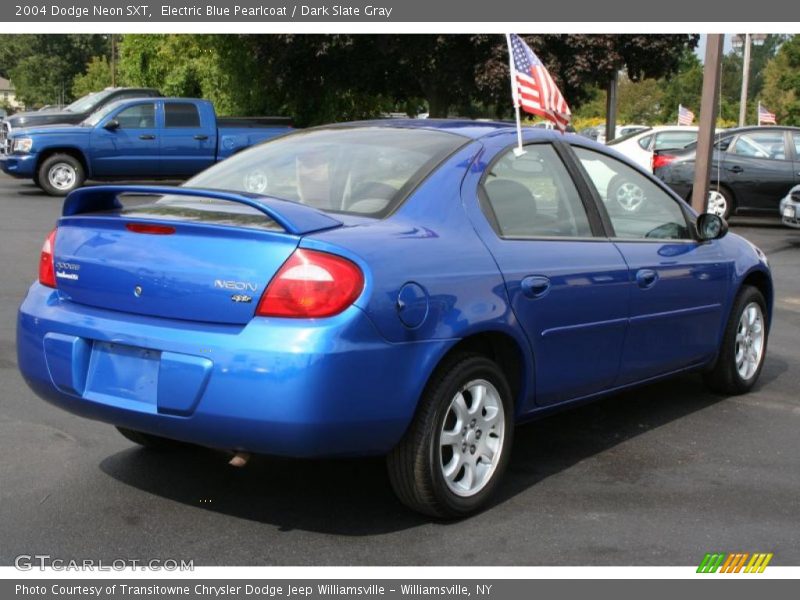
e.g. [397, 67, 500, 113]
[722, 129, 795, 211]
[90, 101, 160, 178]
[573, 146, 731, 384]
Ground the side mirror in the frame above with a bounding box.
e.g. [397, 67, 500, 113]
[696, 213, 728, 241]
[103, 119, 120, 131]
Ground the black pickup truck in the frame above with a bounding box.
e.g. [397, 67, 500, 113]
[1, 87, 160, 153]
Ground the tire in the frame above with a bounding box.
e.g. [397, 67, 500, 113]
[116, 426, 189, 451]
[387, 354, 514, 518]
[703, 286, 768, 395]
[707, 186, 734, 220]
[37, 153, 85, 196]
[608, 174, 646, 213]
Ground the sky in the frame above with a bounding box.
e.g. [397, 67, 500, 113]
[695, 34, 737, 62]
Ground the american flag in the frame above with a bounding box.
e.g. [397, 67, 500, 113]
[758, 103, 777, 125]
[507, 34, 571, 132]
[678, 104, 695, 126]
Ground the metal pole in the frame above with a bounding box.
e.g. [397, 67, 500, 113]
[738, 33, 751, 127]
[111, 34, 117, 87]
[605, 72, 618, 143]
[691, 34, 725, 214]
[505, 34, 525, 156]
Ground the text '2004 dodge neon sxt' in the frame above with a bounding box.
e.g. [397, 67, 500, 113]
[17, 120, 772, 517]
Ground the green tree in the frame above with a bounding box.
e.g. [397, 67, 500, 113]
[0, 35, 109, 107]
[72, 56, 113, 97]
[761, 35, 800, 125]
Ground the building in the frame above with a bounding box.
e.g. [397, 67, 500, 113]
[0, 77, 24, 110]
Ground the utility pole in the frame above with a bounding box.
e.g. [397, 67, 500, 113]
[738, 33, 751, 127]
[691, 34, 725, 214]
[110, 34, 117, 87]
[604, 72, 618, 143]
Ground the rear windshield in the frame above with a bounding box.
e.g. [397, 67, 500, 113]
[607, 127, 652, 146]
[184, 127, 467, 217]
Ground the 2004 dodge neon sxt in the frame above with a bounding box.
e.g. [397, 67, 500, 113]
[17, 121, 772, 517]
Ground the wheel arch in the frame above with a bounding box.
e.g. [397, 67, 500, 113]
[422, 329, 533, 418]
[36, 147, 90, 179]
[739, 267, 774, 326]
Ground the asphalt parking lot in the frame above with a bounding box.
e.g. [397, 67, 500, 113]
[0, 173, 798, 566]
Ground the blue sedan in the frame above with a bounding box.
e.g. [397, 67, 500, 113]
[17, 121, 772, 517]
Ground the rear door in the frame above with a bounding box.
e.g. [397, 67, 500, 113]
[470, 142, 630, 406]
[573, 146, 731, 384]
[89, 101, 160, 177]
[722, 129, 795, 211]
[159, 101, 216, 177]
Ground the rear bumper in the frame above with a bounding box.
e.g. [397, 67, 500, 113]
[18, 283, 448, 457]
[1, 153, 37, 178]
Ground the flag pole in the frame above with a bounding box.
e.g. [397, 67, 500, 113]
[505, 34, 526, 156]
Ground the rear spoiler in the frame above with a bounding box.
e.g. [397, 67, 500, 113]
[62, 185, 343, 236]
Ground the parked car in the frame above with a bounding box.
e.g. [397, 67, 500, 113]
[1, 87, 161, 154]
[608, 126, 701, 171]
[579, 124, 648, 144]
[1, 97, 292, 195]
[779, 185, 800, 228]
[17, 121, 772, 518]
[654, 126, 800, 219]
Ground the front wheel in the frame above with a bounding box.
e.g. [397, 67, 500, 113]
[704, 286, 768, 395]
[37, 153, 85, 196]
[387, 354, 514, 518]
[707, 187, 734, 220]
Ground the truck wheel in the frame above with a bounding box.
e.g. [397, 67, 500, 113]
[387, 354, 514, 518]
[703, 286, 768, 395]
[116, 426, 189, 451]
[37, 153, 85, 196]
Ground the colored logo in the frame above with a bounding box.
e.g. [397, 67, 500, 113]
[697, 552, 773, 573]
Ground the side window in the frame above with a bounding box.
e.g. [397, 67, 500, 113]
[654, 131, 698, 151]
[165, 103, 201, 128]
[481, 144, 593, 238]
[731, 131, 787, 160]
[115, 103, 155, 129]
[573, 147, 691, 240]
[792, 133, 800, 158]
[637, 135, 653, 150]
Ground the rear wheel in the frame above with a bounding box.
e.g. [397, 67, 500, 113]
[704, 286, 768, 395]
[707, 186, 734, 219]
[116, 426, 189, 451]
[387, 354, 514, 518]
[37, 153, 85, 196]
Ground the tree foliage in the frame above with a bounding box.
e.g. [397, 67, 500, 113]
[761, 35, 800, 125]
[0, 35, 109, 107]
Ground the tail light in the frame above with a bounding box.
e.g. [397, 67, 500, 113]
[256, 249, 364, 318]
[652, 153, 677, 171]
[39, 228, 57, 288]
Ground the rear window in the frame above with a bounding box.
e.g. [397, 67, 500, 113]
[165, 103, 201, 128]
[608, 127, 651, 146]
[185, 127, 467, 217]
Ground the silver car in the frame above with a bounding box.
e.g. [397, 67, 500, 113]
[780, 185, 800, 228]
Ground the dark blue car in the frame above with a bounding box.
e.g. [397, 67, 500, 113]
[17, 121, 773, 517]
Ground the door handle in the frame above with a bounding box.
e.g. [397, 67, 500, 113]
[193, 134, 209, 141]
[139, 134, 156, 140]
[726, 165, 743, 173]
[521, 275, 551, 299]
[635, 269, 659, 289]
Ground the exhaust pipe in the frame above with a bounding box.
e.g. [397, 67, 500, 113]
[228, 451, 250, 468]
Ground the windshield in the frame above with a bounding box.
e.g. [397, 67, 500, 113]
[608, 127, 652, 146]
[184, 127, 467, 217]
[65, 89, 114, 114]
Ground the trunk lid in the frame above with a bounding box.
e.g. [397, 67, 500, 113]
[53, 186, 343, 325]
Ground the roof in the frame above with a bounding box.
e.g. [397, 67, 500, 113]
[324, 118, 526, 140]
